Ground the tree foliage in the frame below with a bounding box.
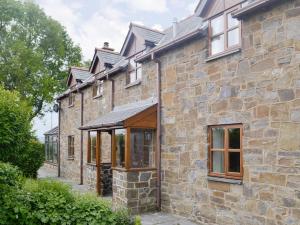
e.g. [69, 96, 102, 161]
[0, 0, 82, 118]
[0, 86, 44, 177]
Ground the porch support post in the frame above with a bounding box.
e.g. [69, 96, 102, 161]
[111, 130, 116, 168]
[96, 131, 101, 195]
[125, 128, 131, 170]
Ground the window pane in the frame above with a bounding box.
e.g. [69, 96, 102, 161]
[130, 71, 136, 83]
[228, 128, 240, 149]
[90, 132, 97, 163]
[212, 127, 224, 149]
[227, 13, 239, 29]
[115, 129, 126, 167]
[228, 28, 239, 47]
[211, 34, 224, 55]
[212, 151, 224, 173]
[130, 129, 155, 168]
[136, 66, 142, 80]
[211, 15, 224, 35]
[228, 152, 240, 173]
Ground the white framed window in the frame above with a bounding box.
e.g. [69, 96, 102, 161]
[127, 59, 142, 85]
[209, 8, 241, 56]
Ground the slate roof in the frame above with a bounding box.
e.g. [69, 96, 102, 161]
[44, 126, 58, 135]
[133, 24, 164, 44]
[96, 49, 124, 65]
[137, 15, 206, 61]
[157, 15, 204, 47]
[80, 98, 157, 130]
[70, 67, 92, 82]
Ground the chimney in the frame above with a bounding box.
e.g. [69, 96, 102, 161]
[172, 17, 178, 38]
[102, 42, 114, 51]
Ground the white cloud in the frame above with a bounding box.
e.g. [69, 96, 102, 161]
[187, 1, 198, 13]
[152, 24, 164, 31]
[113, 0, 168, 13]
[36, 0, 129, 59]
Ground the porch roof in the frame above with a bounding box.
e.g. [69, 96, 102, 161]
[79, 98, 157, 130]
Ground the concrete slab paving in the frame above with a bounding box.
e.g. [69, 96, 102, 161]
[140, 212, 199, 225]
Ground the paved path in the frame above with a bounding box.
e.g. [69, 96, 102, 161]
[38, 165, 199, 225]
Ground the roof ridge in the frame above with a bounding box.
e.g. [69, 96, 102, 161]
[71, 66, 89, 71]
[130, 22, 165, 34]
[95, 48, 121, 55]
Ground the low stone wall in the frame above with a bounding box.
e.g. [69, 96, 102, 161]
[86, 163, 112, 196]
[101, 163, 112, 196]
[113, 170, 157, 214]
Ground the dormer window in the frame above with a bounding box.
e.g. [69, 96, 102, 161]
[93, 80, 104, 98]
[68, 93, 75, 107]
[209, 8, 241, 57]
[127, 58, 142, 85]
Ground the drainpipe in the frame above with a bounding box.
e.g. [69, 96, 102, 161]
[80, 91, 84, 185]
[58, 101, 61, 177]
[152, 53, 162, 211]
[107, 76, 115, 111]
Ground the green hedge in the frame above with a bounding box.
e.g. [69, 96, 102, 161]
[0, 163, 134, 225]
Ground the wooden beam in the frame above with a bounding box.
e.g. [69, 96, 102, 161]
[111, 130, 116, 167]
[125, 128, 131, 170]
[96, 131, 101, 196]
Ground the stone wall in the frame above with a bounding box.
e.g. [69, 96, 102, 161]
[113, 170, 157, 214]
[152, 1, 300, 224]
[113, 60, 157, 108]
[60, 92, 82, 182]
[86, 163, 112, 196]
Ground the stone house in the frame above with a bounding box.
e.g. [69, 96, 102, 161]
[56, 0, 300, 224]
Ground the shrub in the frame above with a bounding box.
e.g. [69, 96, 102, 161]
[0, 86, 44, 177]
[0, 162, 23, 188]
[0, 171, 134, 225]
[19, 139, 45, 178]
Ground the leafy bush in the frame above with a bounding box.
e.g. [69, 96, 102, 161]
[0, 162, 23, 188]
[0, 165, 134, 225]
[0, 86, 44, 177]
[19, 139, 45, 178]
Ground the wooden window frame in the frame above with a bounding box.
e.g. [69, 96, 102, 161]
[208, 6, 241, 57]
[68, 93, 75, 107]
[68, 135, 75, 159]
[87, 131, 97, 164]
[112, 127, 156, 172]
[208, 124, 243, 180]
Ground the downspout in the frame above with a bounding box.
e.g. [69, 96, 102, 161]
[107, 76, 115, 111]
[152, 53, 162, 211]
[80, 91, 84, 185]
[58, 101, 61, 177]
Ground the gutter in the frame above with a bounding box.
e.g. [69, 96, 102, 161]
[232, 0, 280, 19]
[152, 53, 162, 211]
[137, 26, 207, 62]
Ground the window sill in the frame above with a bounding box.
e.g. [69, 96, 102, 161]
[93, 94, 103, 99]
[68, 104, 74, 108]
[125, 80, 141, 89]
[207, 176, 243, 185]
[67, 157, 74, 161]
[86, 163, 97, 167]
[206, 48, 241, 62]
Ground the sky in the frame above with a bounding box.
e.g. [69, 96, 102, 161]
[32, 0, 199, 141]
